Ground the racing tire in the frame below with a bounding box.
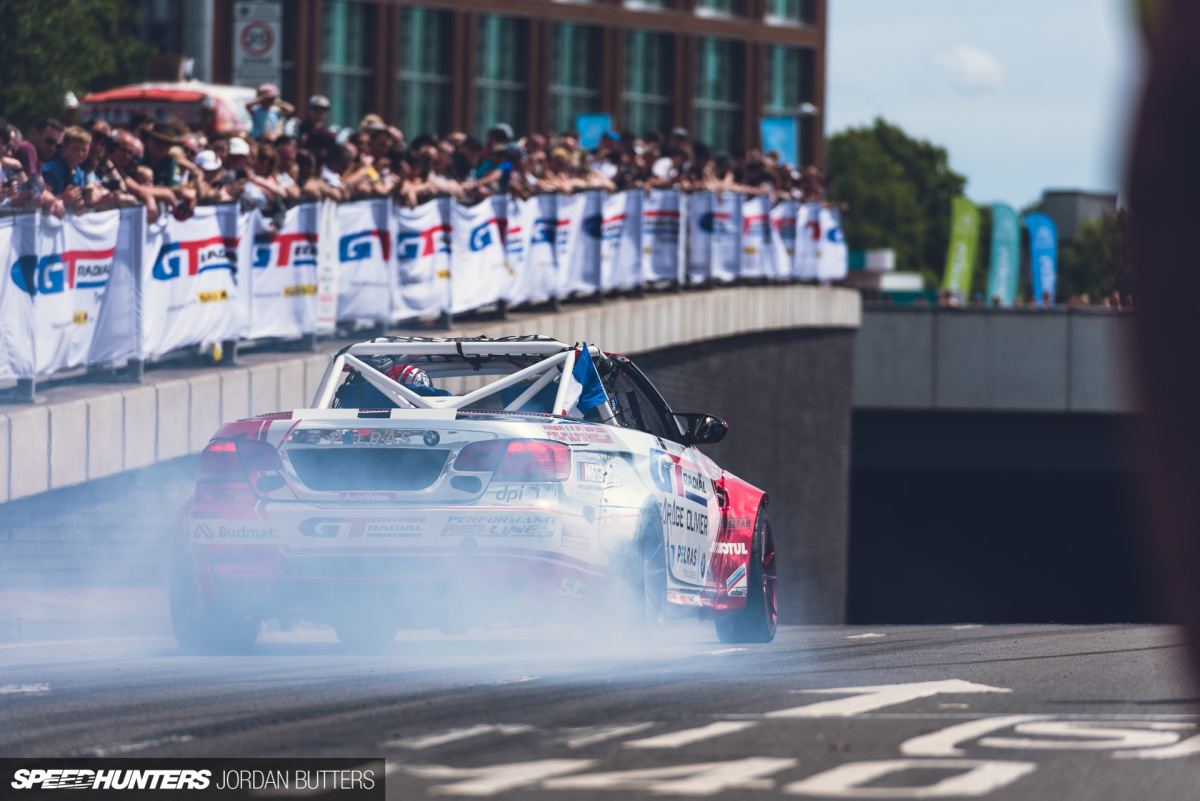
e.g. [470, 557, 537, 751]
[714, 505, 778, 644]
[614, 510, 668, 636]
[170, 545, 260, 655]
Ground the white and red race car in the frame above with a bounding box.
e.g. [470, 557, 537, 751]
[170, 336, 777, 652]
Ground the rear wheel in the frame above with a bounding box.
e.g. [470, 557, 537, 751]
[613, 511, 668, 635]
[715, 505, 778, 643]
[170, 546, 260, 655]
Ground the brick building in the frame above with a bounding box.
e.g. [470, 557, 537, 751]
[140, 0, 826, 162]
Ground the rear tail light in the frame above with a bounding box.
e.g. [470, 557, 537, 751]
[196, 439, 285, 505]
[454, 439, 571, 482]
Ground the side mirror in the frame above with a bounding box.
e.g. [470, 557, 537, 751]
[675, 413, 729, 445]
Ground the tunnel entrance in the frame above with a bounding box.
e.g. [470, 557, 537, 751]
[848, 411, 1157, 624]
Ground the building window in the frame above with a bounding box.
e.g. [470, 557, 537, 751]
[695, 0, 741, 17]
[549, 23, 601, 133]
[398, 7, 451, 136]
[694, 37, 743, 152]
[764, 44, 813, 163]
[475, 14, 526, 135]
[623, 30, 672, 136]
[320, 0, 374, 129]
[764, 0, 816, 24]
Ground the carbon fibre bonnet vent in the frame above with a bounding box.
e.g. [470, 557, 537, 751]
[286, 448, 449, 492]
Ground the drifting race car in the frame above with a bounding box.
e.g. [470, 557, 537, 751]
[170, 336, 777, 652]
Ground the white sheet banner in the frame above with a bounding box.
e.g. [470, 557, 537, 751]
[451, 197, 510, 314]
[0, 215, 36, 380]
[795, 202, 822, 281]
[393, 198, 450, 321]
[739, 196, 773, 280]
[247, 203, 319, 339]
[711, 192, 742, 282]
[600, 190, 641, 291]
[503, 195, 539, 306]
[557, 191, 600, 297]
[770, 200, 799, 280]
[527, 194, 559, 303]
[315, 199, 339, 334]
[141, 205, 244, 359]
[335, 198, 392, 323]
[686, 191, 712, 283]
[642, 189, 685, 283]
[817, 206, 849, 281]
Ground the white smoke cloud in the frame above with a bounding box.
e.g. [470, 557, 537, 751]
[936, 45, 1005, 91]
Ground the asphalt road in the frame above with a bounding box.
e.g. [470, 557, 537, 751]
[1, 622, 1197, 799]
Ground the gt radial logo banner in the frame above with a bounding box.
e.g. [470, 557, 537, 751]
[599, 190, 640, 291]
[816, 206, 848, 281]
[335, 199, 392, 323]
[685, 190, 713, 283]
[739, 195, 773, 279]
[557, 190, 600, 297]
[503, 195, 544, 307]
[450, 196, 510, 314]
[7, 209, 132, 377]
[641, 189, 686, 283]
[770, 199, 799, 280]
[247, 204, 319, 339]
[393, 198, 451, 321]
[710, 192, 742, 283]
[795, 202, 823, 281]
[142, 205, 245, 359]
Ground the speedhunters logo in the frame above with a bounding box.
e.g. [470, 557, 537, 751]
[4, 759, 384, 798]
[10, 249, 114, 294]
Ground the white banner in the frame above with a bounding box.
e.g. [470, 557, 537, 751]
[817, 206, 849, 282]
[739, 195, 773, 279]
[711, 192, 742, 283]
[393, 198, 450, 321]
[796, 202, 822, 281]
[641, 189, 685, 284]
[247, 203, 319, 340]
[0, 215, 36, 380]
[528, 194, 559, 303]
[686, 190, 712, 283]
[451, 197, 510, 314]
[770, 200, 799, 280]
[557, 191, 600, 297]
[335, 199, 392, 324]
[503, 195, 539, 306]
[141, 205, 244, 359]
[315, 199, 339, 334]
[600, 190, 641, 291]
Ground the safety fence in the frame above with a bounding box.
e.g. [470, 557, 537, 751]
[0, 191, 847, 383]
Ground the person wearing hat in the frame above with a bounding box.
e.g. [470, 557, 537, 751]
[188, 149, 230, 203]
[296, 95, 331, 143]
[246, 83, 294, 139]
[144, 123, 185, 187]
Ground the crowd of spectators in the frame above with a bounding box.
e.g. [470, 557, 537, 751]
[1, 84, 829, 225]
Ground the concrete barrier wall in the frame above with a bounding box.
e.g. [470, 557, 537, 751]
[853, 307, 1136, 413]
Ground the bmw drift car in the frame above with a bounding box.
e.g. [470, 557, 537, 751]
[170, 336, 777, 652]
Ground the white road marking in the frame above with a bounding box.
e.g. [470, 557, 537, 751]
[951, 625, 982, 630]
[700, 648, 748, 655]
[0, 683, 48, 694]
[1114, 732, 1200, 759]
[902, 716, 1048, 757]
[768, 680, 1012, 719]
[980, 721, 1193, 751]
[845, 633, 886, 639]
[624, 721, 757, 749]
[938, 704, 970, 710]
[491, 676, 539, 686]
[385, 724, 533, 751]
[784, 759, 1037, 798]
[544, 758, 798, 796]
[563, 723, 655, 749]
[83, 734, 194, 757]
[403, 759, 593, 795]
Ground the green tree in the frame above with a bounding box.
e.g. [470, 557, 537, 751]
[1057, 211, 1129, 302]
[826, 118, 968, 286]
[0, 0, 153, 130]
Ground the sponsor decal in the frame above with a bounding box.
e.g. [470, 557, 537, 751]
[720, 516, 753, 534]
[252, 231, 318, 268]
[542, 423, 614, 445]
[197, 289, 229, 303]
[556, 577, 587, 600]
[73, 311, 88, 325]
[423, 430, 441, 447]
[491, 484, 541, 503]
[714, 542, 749, 555]
[194, 524, 277, 540]
[468, 219, 499, 251]
[577, 462, 604, 483]
[338, 229, 391, 262]
[397, 223, 452, 260]
[10, 769, 212, 791]
[561, 524, 590, 551]
[152, 236, 239, 280]
[10, 248, 115, 294]
[339, 491, 396, 502]
[288, 428, 421, 446]
[299, 517, 425, 538]
[660, 498, 709, 537]
[726, 563, 747, 589]
[669, 543, 699, 567]
[650, 449, 707, 506]
[727, 585, 748, 597]
[283, 284, 318, 297]
[439, 514, 557, 539]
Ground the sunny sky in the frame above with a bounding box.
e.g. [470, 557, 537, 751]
[826, 0, 1142, 209]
